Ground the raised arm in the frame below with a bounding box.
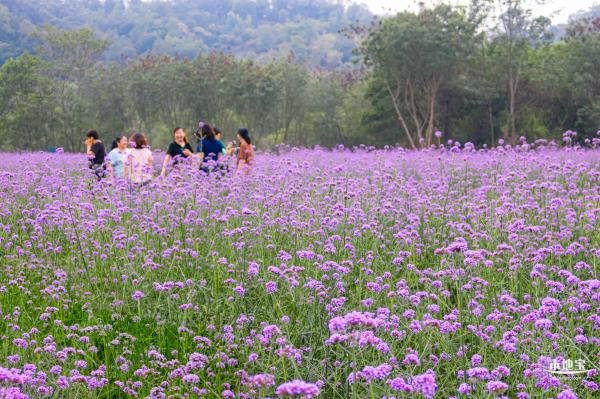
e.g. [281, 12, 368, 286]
[86, 138, 95, 157]
[226, 143, 235, 156]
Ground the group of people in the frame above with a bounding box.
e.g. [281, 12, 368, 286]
[84, 122, 255, 183]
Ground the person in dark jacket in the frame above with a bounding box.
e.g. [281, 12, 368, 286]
[85, 130, 106, 180]
[197, 123, 225, 163]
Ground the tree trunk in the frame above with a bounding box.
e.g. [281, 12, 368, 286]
[488, 101, 495, 146]
[509, 98, 516, 143]
[384, 80, 417, 150]
[405, 79, 424, 145]
[508, 74, 516, 144]
[425, 78, 440, 147]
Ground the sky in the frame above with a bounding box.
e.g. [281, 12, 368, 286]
[359, 0, 599, 24]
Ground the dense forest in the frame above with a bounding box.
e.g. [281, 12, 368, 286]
[0, 0, 600, 151]
[0, 0, 371, 66]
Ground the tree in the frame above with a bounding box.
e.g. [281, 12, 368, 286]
[224, 60, 277, 144]
[360, 5, 480, 149]
[32, 25, 109, 151]
[492, 0, 552, 144]
[555, 32, 600, 135]
[33, 25, 110, 82]
[270, 55, 309, 144]
[0, 53, 55, 150]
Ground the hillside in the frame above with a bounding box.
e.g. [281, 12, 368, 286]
[0, 0, 373, 66]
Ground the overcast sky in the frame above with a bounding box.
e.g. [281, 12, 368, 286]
[358, 0, 599, 23]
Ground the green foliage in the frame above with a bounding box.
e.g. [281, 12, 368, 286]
[1, 1, 600, 151]
[33, 25, 110, 78]
[360, 5, 481, 148]
[0, 52, 55, 150]
[0, 0, 372, 66]
[356, 1, 600, 147]
[0, 28, 368, 151]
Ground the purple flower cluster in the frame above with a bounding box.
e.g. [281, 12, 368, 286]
[275, 380, 320, 398]
[386, 369, 437, 398]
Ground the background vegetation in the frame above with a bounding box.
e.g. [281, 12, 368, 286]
[0, 0, 600, 151]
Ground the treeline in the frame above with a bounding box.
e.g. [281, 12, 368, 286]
[0, 0, 371, 66]
[1, 1, 600, 151]
[0, 24, 366, 151]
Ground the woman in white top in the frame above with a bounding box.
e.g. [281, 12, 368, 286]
[125, 132, 153, 185]
[107, 135, 130, 179]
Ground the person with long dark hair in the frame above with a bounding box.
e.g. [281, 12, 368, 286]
[197, 123, 225, 167]
[125, 132, 153, 185]
[161, 127, 193, 177]
[85, 130, 106, 180]
[107, 135, 129, 179]
[236, 128, 254, 172]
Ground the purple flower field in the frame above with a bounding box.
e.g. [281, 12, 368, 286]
[0, 144, 599, 399]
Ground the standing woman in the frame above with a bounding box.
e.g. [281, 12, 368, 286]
[125, 132, 153, 185]
[197, 123, 225, 169]
[85, 130, 106, 180]
[236, 128, 255, 172]
[107, 135, 129, 179]
[161, 127, 193, 177]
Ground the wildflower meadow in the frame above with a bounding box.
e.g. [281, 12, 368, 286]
[0, 141, 599, 399]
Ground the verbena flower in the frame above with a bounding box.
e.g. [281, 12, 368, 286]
[275, 380, 320, 398]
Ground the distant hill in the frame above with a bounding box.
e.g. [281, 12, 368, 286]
[0, 0, 373, 66]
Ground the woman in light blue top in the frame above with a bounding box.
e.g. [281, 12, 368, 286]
[107, 135, 129, 179]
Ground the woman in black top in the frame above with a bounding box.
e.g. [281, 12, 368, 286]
[85, 130, 106, 180]
[161, 127, 193, 177]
